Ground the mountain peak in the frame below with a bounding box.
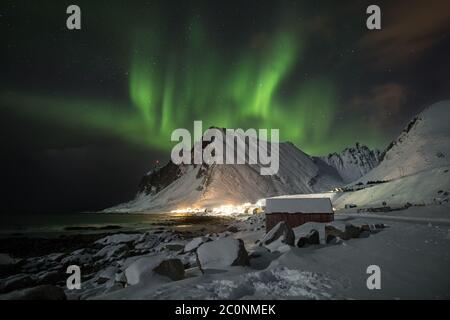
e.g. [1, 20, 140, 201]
[317, 144, 381, 183]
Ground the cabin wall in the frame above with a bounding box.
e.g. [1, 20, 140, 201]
[266, 212, 334, 231]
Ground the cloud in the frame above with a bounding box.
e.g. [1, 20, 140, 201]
[360, 0, 450, 66]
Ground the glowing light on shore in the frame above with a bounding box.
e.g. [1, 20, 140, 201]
[170, 202, 258, 216]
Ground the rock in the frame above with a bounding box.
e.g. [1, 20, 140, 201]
[183, 237, 211, 253]
[136, 233, 160, 249]
[325, 225, 348, 240]
[326, 235, 343, 245]
[115, 272, 127, 285]
[261, 222, 295, 246]
[196, 237, 249, 271]
[227, 226, 239, 233]
[61, 250, 93, 266]
[0, 253, 20, 265]
[0, 274, 34, 294]
[296, 229, 320, 247]
[345, 224, 362, 239]
[36, 270, 62, 285]
[0, 285, 66, 300]
[297, 237, 308, 248]
[153, 259, 185, 281]
[94, 243, 129, 260]
[165, 244, 185, 252]
[125, 255, 185, 285]
[96, 266, 118, 284]
[95, 233, 141, 246]
[359, 231, 371, 238]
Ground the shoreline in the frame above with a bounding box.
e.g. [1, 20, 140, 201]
[0, 212, 235, 239]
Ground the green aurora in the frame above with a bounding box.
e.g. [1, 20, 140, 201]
[1, 17, 385, 156]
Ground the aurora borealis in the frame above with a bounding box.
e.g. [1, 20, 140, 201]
[1, 0, 449, 212]
[3, 13, 338, 154]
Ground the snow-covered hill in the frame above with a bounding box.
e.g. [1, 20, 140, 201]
[105, 134, 344, 213]
[361, 100, 450, 182]
[316, 143, 381, 183]
[333, 100, 450, 208]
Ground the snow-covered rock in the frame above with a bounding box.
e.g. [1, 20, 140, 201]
[317, 143, 381, 183]
[94, 243, 129, 260]
[124, 255, 184, 285]
[296, 229, 320, 247]
[196, 237, 249, 271]
[95, 234, 141, 246]
[96, 266, 119, 284]
[0, 285, 66, 300]
[61, 249, 92, 266]
[152, 259, 185, 281]
[260, 221, 295, 247]
[0, 274, 34, 294]
[183, 237, 211, 253]
[0, 253, 20, 265]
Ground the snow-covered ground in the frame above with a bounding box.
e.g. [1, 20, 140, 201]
[1, 205, 449, 299]
[89, 205, 450, 300]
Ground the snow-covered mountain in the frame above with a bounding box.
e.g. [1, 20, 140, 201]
[333, 100, 450, 208]
[105, 133, 344, 213]
[316, 143, 381, 183]
[360, 100, 450, 182]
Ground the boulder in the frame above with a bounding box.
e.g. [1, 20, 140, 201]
[183, 237, 211, 253]
[196, 237, 249, 271]
[125, 255, 185, 285]
[0, 285, 66, 300]
[165, 244, 184, 252]
[0, 274, 34, 294]
[36, 270, 63, 285]
[115, 272, 127, 285]
[95, 233, 141, 246]
[326, 235, 343, 245]
[94, 243, 129, 260]
[96, 266, 119, 284]
[153, 259, 185, 281]
[297, 229, 320, 247]
[359, 231, 371, 238]
[325, 223, 363, 240]
[261, 222, 295, 246]
[345, 224, 362, 239]
[325, 225, 348, 240]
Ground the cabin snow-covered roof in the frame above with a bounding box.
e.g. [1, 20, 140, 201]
[265, 196, 333, 214]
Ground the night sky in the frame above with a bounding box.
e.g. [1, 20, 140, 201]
[1, 0, 449, 214]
